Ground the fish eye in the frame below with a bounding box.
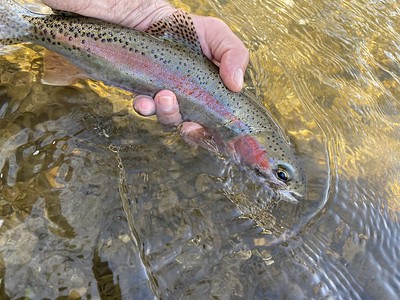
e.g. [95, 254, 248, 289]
[275, 163, 294, 182]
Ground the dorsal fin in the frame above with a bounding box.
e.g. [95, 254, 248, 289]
[146, 9, 202, 54]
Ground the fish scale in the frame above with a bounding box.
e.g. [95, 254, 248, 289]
[0, 0, 305, 202]
[26, 12, 271, 136]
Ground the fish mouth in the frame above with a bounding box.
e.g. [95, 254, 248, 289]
[276, 189, 303, 204]
[261, 173, 303, 204]
[252, 167, 304, 204]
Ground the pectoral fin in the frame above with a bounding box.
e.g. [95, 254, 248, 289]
[180, 122, 220, 153]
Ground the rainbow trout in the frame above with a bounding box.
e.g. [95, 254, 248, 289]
[0, 0, 305, 202]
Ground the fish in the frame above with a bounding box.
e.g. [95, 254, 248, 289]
[0, 0, 305, 203]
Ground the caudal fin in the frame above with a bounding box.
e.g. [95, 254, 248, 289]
[0, 0, 44, 41]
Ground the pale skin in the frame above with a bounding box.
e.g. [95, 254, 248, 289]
[43, 0, 249, 136]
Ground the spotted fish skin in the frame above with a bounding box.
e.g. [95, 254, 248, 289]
[0, 0, 305, 201]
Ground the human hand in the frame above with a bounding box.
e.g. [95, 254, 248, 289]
[43, 0, 249, 131]
[134, 12, 249, 127]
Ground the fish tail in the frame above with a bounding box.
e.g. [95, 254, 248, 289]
[0, 0, 36, 42]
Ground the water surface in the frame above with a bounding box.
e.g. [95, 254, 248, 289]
[1, 0, 399, 298]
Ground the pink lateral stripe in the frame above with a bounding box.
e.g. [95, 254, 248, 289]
[57, 32, 249, 131]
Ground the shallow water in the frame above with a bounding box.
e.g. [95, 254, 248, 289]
[1, 0, 400, 299]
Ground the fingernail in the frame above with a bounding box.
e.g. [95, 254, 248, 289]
[234, 68, 244, 89]
[158, 95, 174, 111]
[133, 96, 156, 116]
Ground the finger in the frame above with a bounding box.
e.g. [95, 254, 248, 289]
[218, 46, 249, 93]
[192, 16, 249, 93]
[133, 95, 156, 116]
[154, 90, 182, 125]
[42, 0, 91, 12]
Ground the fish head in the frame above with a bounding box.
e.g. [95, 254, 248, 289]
[266, 156, 305, 204]
[230, 133, 305, 203]
[258, 133, 305, 203]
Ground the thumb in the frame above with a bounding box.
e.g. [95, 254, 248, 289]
[219, 47, 249, 92]
[192, 15, 249, 92]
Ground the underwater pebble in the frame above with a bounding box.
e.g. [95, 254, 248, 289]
[157, 187, 179, 214]
[195, 173, 215, 193]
